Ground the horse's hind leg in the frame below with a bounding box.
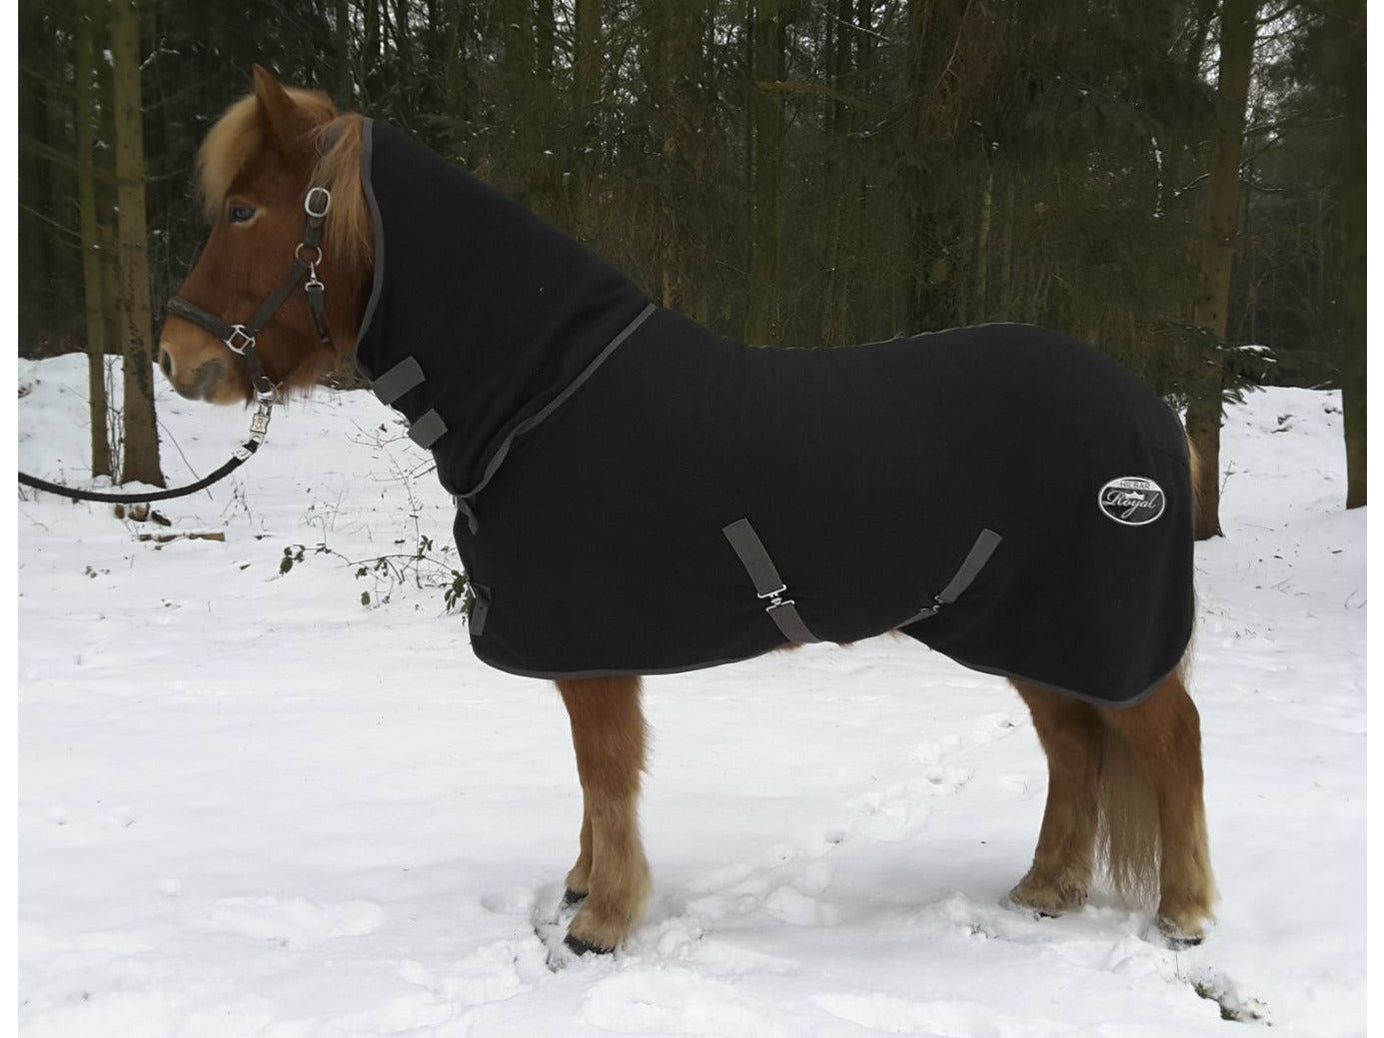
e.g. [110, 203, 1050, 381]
[1008, 680, 1103, 915]
[556, 676, 651, 954]
[1101, 670, 1217, 944]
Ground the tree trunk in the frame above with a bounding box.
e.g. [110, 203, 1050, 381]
[745, 0, 785, 345]
[1338, 0, 1365, 508]
[335, 0, 352, 101]
[902, 0, 964, 334]
[535, 0, 555, 84]
[503, 0, 534, 83]
[23, 4, 55, 340]
[572, 0, 601, 232]
[972, 166, 993, 323]
[110, 0, 164, 488]
[655, 0, 708, 320]
[75, 0, 112, 479]
[1187, 0, 1256, 538]
[363, 0, 379, 97]
[818, 0, 854, 346]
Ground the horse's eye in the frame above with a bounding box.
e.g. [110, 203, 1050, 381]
[228, 203, 256, 224]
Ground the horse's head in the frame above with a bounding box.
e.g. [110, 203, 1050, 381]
[161, 66, 370, 404]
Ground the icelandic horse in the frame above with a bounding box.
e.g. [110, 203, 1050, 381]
[158, 68, 1216, 955]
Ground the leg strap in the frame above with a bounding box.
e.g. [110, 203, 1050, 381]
[722, 518, 821, 645]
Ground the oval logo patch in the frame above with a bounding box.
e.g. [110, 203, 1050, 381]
[1098, 476, 1166, 526]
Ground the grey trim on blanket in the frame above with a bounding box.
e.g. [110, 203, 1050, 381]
[468, 639, 1185, 709]
[452, 302, 656, 533]
[927, 653, 1188, 711]
[355, 118, 386, 380]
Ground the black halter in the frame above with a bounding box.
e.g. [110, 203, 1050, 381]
[166, 185, 334, 401]
[17, 186, 335, 506]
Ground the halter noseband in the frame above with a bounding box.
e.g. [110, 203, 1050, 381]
[165, 185, 334, 402]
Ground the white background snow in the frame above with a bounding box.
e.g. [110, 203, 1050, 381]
[18, 356, 1365, 1036]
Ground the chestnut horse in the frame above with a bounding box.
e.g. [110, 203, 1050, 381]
[160, 68, 1216, 954]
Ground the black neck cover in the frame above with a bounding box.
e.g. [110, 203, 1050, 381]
[355, 120, 649, 502]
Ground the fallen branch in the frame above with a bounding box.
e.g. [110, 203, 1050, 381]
[136, 531, 226, 543]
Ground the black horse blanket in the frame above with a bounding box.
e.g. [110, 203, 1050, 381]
[355, 120, 1194, 707]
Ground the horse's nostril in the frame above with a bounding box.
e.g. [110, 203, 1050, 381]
[158, 349, 173, 377]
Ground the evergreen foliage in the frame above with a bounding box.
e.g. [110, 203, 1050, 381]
[18, 0, 1363, 443]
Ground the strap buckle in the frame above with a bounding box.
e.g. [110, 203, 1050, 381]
[304, 186, 332, 218]
[757, 584, 795, 612]
[224, 325, 255, 355]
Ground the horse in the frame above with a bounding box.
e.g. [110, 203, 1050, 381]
[158, 66, 1216, 956]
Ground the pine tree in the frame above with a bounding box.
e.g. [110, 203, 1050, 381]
[110, 0, 164, 487]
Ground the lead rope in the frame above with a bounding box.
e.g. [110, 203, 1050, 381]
[18, 188, 331, 506]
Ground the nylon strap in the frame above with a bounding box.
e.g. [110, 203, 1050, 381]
[408, 409, 447, 448]
[165, 297, 237, 342]
[899, 527, 1003, 625]
[722, 518, 821, 645]
[372, 357, 426, 405]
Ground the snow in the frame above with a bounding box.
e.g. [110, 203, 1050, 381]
[19, 356, 1365, 1036]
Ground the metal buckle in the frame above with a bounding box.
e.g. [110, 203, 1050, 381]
[295, 242, 323, 266]
[757, 584, 793, 611]
[249, 401, 273, 437]
[304, 187, 332, 218]
[224, 325, 255, 355]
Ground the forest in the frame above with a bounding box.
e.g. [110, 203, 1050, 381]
[17, 0, 1367, 529]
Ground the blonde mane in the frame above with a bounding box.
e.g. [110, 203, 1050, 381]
[311, 115, 372, 265]
[197, 89, 371, 268]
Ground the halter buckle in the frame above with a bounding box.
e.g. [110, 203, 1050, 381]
[304, 187, 332, 219]
[224, 325, 255, 355]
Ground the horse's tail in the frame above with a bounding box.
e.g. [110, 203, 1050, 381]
[1186, 434, 1205, 524]
[1097, 433, 1201, 906]
[1095, 711, 1158, 906]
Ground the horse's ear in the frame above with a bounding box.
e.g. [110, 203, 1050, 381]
[251, 64, 305, 148]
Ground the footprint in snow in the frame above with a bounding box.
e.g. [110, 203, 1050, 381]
[813, 991, 1064, 1038]
[583, 968, 792, 1037]
[396, 939, 549, 1007]
[198, 895, 385, 947]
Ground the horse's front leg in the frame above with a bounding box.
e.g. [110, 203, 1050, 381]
[556, 676, 651, 954]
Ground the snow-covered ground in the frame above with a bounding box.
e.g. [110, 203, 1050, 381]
[19, 356, 1365, 1036]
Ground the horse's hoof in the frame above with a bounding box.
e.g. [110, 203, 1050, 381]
[1155, 915, 1206, 949]
[561, 888, 588, 908]
[1002, 887, 1079, 919]
[564, 933, 613, 956]
[1002, 897, 1059, 920]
